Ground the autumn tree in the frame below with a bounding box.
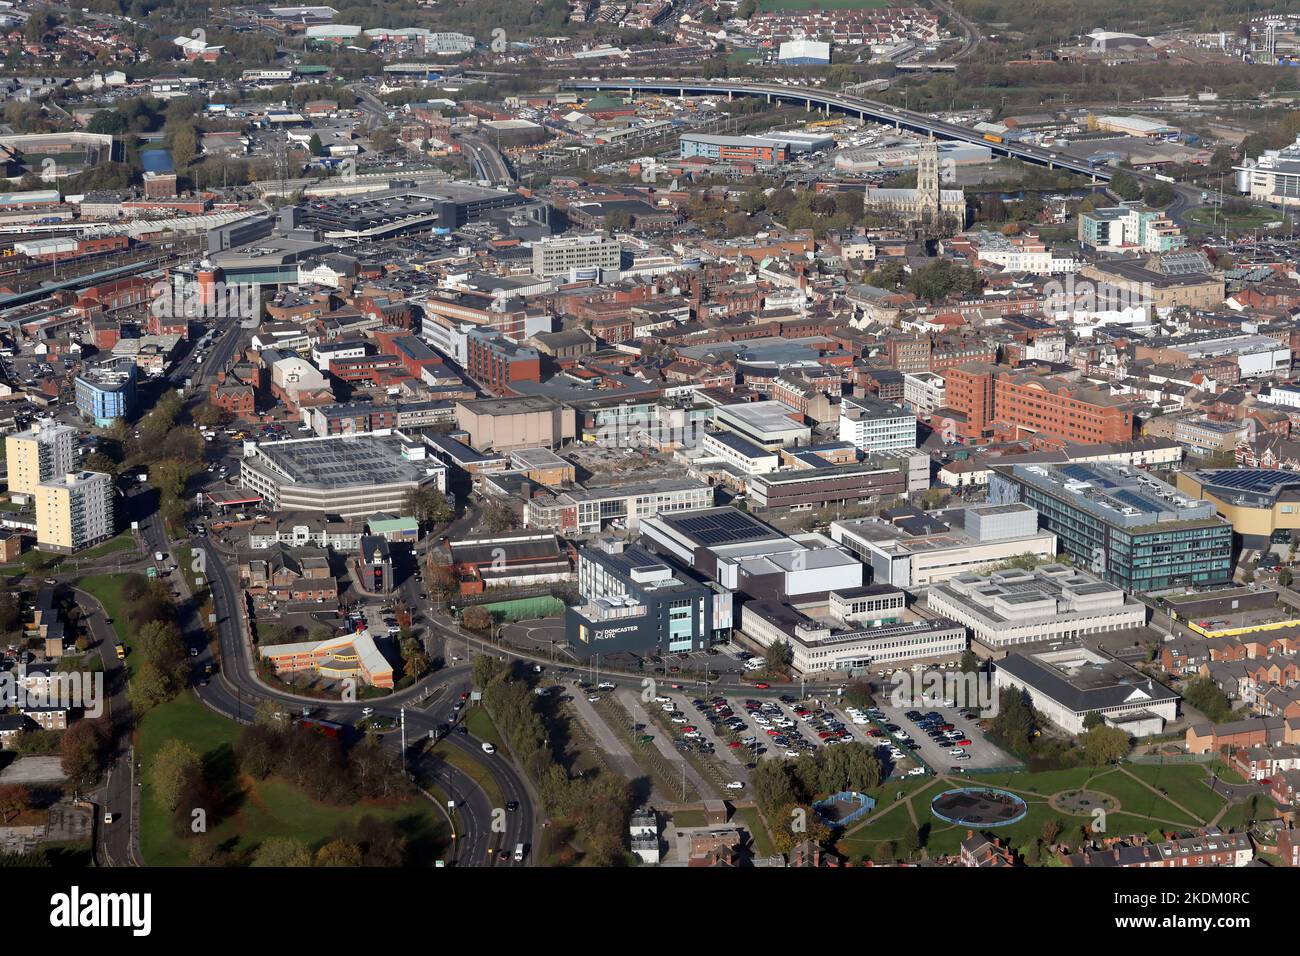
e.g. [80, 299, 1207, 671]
[150, 740, 202, 812]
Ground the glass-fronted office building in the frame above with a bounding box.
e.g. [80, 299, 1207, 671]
[989, 462, 1233, 592]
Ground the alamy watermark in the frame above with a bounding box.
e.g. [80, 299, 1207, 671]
[1042, 274, 1152, 315]
[888, 668, 993, 711]
[593, 412, 705, 451]
[0, 669, 104, 718]
[150, 279, 262, 328]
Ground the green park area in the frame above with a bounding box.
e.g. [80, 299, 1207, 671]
[137, 693, 448, 866]
[1183, 205, 1284, 231]
[835, 762, 1239, 864]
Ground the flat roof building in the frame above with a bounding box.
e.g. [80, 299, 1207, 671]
[565, 541, 732, 658]
[830, 503, 1058, 589]
[5, 421, 76, 497]
[994, 643, 1179, 736]
[712, 400, 811, 451]
[239, 432, 447, 518]
[926, 565, 1148, 655]
[991, 462, 1233, 592]
[739, 596, 967, 676]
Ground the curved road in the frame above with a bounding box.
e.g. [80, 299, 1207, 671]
[120, 481, 536, 867]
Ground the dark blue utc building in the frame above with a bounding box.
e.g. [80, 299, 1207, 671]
[565, 541, 733, 659]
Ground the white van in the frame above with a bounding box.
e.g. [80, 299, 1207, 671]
[744, 657, 765, 670]
[513, 843, 525, 862]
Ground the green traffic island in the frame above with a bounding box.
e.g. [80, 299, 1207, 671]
[138, 693, 449, 866]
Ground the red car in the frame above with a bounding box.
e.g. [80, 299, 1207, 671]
[728, 741, 741, 749]
[682, 726, 697, 733]
[754, 682, 770, 689]
[955, 739, 972, 747]
[817, 731, 833, 740]
[766, 729, 781, 736]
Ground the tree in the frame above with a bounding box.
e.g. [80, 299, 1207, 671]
[901, 822, 921, 858]
[252, 837, 312, 867]
[193, 402, 227, 428]
[60, 719, 108, 789]
[1142, 181, 1175, 207]
[763, 639, 789, 676]
[990, 686, 1034, 750]
[405, 487, 452, 529]
[404, 650, 430, 681]
[482, 500, 517, 534]
[843, 679, 874, 710]
[0, 785, 31, 824]
[0, 592, 21, 634]
[169, 121, 200, 171]
[461, 605, 493, 634]
[959, 649, 980, 676]
[1109, 170, 1141, 201]
[1082, 725, 1130, 766]
[315, 839, 363, 866]
[308, 133, 324, 157]
[150, 740, 202, 812]
[1082, 710, 1104, 731]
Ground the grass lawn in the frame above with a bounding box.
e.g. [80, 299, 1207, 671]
[1122, 763, 1227, 822]
[734, 806, 776, 858]
[1183, 205, 1283, 230]
[75, 532, 137, 562]
[1216, 797, 1279, 831]
[427, 742, 505, 808]
[671, 809, 706, 829]
[76, 573, 135, 676]
[464, 706, 505, 752]
[835, 779, 945, 859]
[138, 693, 447, 866]
[1087, 769, 1202, 827]
[1209, 760, 1248, 785]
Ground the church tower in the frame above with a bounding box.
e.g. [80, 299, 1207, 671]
[916, 141, 941, 221]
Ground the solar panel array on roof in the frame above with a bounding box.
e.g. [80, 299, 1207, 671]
[670, 509, 773, 546]
[1202, 469, 1300, 493]
[1112, 488, 1164, 513]
[1159, 251, 1211, 275]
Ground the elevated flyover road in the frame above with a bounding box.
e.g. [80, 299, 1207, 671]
[561, 77, 1123, 183]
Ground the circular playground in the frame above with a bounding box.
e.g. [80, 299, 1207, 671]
[1051, 789, 1118, 815]
[930, 787, 1028, 828]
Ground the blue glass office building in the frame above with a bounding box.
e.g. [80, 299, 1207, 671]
[75, 360, 136, 427]
[989, 461, 1234, 592]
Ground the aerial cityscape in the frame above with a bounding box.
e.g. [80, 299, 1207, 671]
[0, 0, 1294, 919]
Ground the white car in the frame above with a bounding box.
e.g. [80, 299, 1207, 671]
[949, 748, 965, 756]
[361, 707, 374, 717]
[482, 742, 496, 755]
[907, 767, 927, 777]
[725, 781, 745, 790]
[785, 750, 799, 758]
[654, 695, 672, 703]
[671, 716, 687, 724]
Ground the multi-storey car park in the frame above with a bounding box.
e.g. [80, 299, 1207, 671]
[238, 431, 447, 519]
